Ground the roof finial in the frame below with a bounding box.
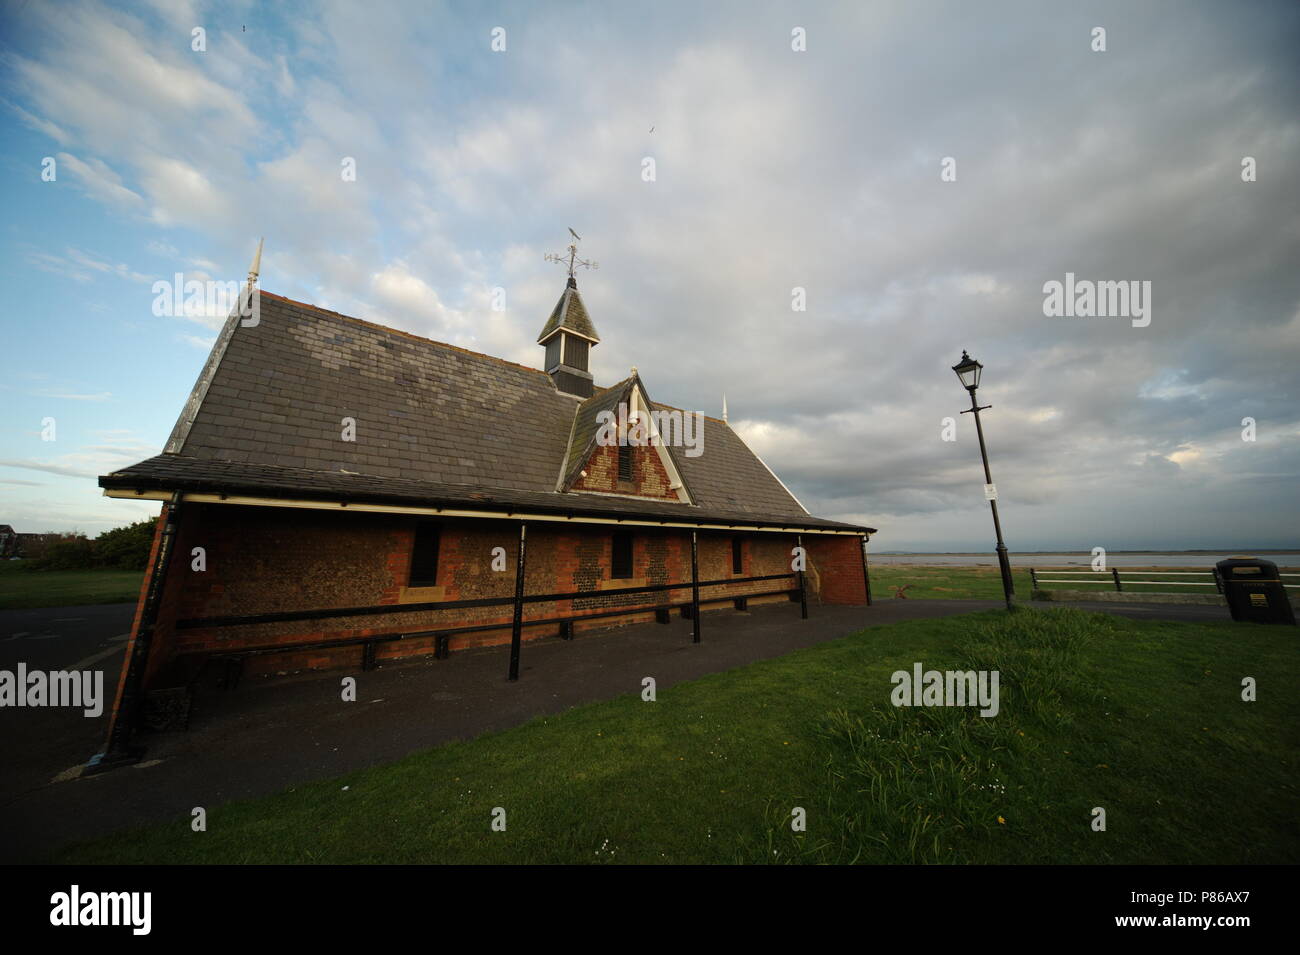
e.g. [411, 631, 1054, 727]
[722, 394, 728, 422]
[247, 237, 264, 287]
[545, 229, 598, 286]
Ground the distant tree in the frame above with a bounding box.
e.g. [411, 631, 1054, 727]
[32, 532, 95, 571]
[24, 521, 156, 571]
[94, 519, 157, 570]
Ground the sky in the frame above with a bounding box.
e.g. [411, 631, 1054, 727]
[0, 0, 1297, 551]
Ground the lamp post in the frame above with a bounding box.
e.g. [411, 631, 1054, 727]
[952, 350, 1015, 611]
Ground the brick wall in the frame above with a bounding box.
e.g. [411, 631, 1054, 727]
[805, 534, 868, 605]
[571, 442, 679, 499]
[136, 505, 857, 686]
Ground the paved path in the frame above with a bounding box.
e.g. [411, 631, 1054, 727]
[0, 596, 1233, 862]
[0, 603, 135, 672]
[0, 603, 134, 837]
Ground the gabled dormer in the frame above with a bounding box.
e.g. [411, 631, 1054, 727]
[538, 276, 599, 398]
[557, 372, 693, 504]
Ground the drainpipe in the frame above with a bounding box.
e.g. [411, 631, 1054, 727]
[796, 533, 808, 619]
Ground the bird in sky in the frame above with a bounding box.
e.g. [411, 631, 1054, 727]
[569, 227, 581, 241]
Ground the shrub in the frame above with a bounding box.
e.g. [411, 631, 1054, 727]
[33, 534, 97, 571]
[25, 519, 157, 571]
[94, 519, 156, 570]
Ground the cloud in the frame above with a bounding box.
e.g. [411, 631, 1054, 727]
[55, 152, 143, 207]
[7, 101, 69, 143]
[31, 390, 113, 401]
[368, 262, 475, 341]
[25, 247, 150, 285]
[0, 459, 98, 478]
[0, 436, 160, 479]
[139, 155, 228, 227]
[3, 0, 1298, 548]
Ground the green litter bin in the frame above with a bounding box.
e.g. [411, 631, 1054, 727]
[1215, 557, 1296, 625]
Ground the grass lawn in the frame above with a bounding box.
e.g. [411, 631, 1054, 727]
[58, 607, 1300, 864]
[870, 563, 1035, 600]
[0, 562, 143, 610]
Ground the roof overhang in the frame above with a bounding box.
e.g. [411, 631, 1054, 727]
[102, 487, 874, 537]
[537, 326, 600, 347]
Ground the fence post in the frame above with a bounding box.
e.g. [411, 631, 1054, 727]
[796, 533, 808, 619]
[860, 534, 872, 606]
[508, 521, 527, 681]
[1112, 567, 1123, 592]
[1030, 567, 1038, 590]
[690, 530, 701, 643]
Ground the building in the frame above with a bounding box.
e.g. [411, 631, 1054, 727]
[93, 263, 875, 764]
[13, 531, 68, 560]
[0, 525, 16, 559]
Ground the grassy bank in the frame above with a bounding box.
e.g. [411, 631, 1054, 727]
[58, 607, 1299, 864]
[0, 562, 143, 610]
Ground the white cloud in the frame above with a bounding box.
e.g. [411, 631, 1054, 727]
[8, 101, 70, 143]
[3, 0, 1297, 547]
[139, 156, 228, 227]
[369, 262, 473, 341]
[56, 152, 144, 207]
[31, 390, 113, 401]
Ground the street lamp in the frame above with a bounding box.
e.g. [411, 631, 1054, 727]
[952, 350, 1015, 611]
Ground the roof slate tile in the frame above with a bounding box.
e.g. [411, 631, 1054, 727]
[100, 290, 871, 534]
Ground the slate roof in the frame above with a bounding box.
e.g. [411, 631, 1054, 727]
[536, 279, 599, 343]
[100, 290, 872, 534]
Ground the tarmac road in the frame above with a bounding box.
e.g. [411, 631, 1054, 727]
[0, 603, 134, 828]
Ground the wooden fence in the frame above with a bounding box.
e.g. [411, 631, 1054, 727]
[1030, 567, 1300, 594]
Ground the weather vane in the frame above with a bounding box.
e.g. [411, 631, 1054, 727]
[545, 228, 599, 279]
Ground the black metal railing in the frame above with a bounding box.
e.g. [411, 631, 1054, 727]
[174, 573, 796, 630]
[173, 570, 805, 684]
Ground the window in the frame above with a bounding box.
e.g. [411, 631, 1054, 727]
[563, 335, 590, 372]
[611, 530, 633, 579]
[544, 337, 561, 371]
[617, 443, 633, 483]
[732, 536, 744, 575]
[409, 523, 441, 587]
